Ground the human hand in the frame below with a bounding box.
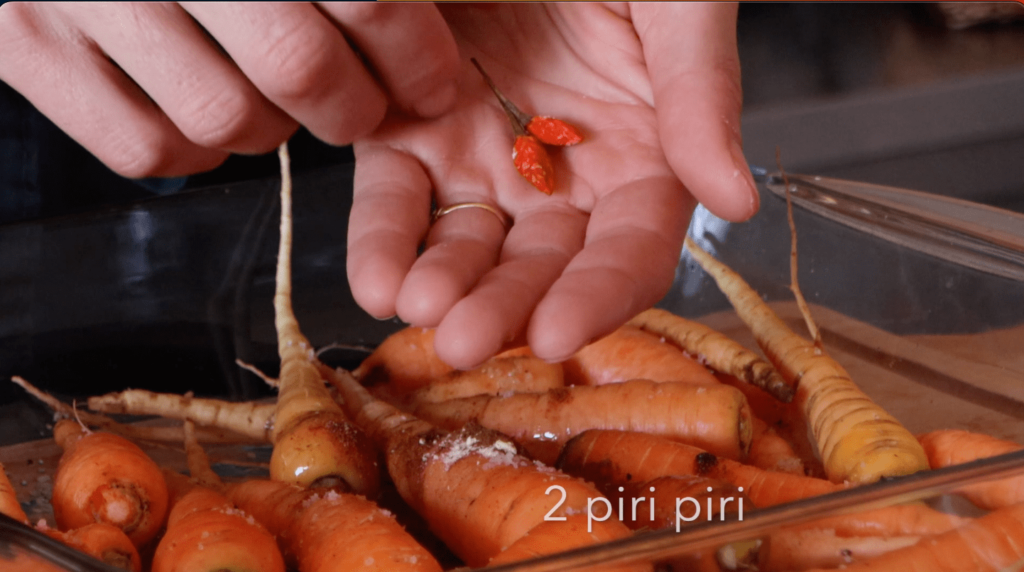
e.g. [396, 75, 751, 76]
[0, 2, 460, 177]
[347, 3, 757, 368]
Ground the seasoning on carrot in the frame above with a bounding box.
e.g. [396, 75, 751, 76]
[50, 419, 169, 548]
[36, 522, 142, 572]
[684, 236, 929, 485]
[268, 143, 379, 494]
[152, 421, 286, 572]
[759, 529, 921, 572]
[403, 379, 753, 465]
[561, 325, 722, 387]
[626, 308, 794, 402]
[227, 479, 443, 572]
[318, 363, 640, 568]
[88, 389, 275, 442]
[471, 57, 583, 194]
[1, 462, 27, 523]
[918, 429, 1024, 510]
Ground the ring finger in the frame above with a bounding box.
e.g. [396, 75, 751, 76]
[394, 195, 510, 329]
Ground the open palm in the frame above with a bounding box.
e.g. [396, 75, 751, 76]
[347, 3, 757, 368]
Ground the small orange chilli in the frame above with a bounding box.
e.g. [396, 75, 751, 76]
[513, 135, 555, 195]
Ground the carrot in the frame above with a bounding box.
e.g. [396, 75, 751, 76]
[87, 390, 275, 442]
[353, 327, 453, 391]
[800, 501, 1024, 572]
[562, 325, 721, 387]
[558, 429, 841, 509]
[487, 514, 647, 571]
[37, 522, 142, 572]
[12, 375, 262, 445]
[609, 475, 746, 531]
[268, 143, 378, 494]
[319, 363, 638, 568]
[747, 416, 805, 475]
[759, 529, 921, 571]
[50, 419, 169, 547]
[1, 461, 27, 523]
[405, 379, 753, 465]
[783, 503, 966, 538]
[718, 373, 824, 478]
[391, 354, 565, 404]
[227, 479, 442, 572]
[685, 236, 929, 485]
[919, 429, 1024, 510]
[627, 308, 793, 402]
[152, 421, 286, 572]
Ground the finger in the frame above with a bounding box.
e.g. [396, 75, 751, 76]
[181, 2, 387, 146]
[394, 201, 508, 328]
[527, 177, 693, 362]
[347, 143, 433, 319]
[66, 3, 296, 155]
[633, 2, 759, 222]
[0, 3, 228, 178]
[316, 2, 460, 117]
[433, 205, 588, 369]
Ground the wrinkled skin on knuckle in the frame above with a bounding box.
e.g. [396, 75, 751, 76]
[175, 86, 259, 150]
[255, 24, 338, 103]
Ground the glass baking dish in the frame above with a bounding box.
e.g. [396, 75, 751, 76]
[2, 164, 1022, 570]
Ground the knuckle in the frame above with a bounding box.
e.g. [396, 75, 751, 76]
[333, 3, 395, 28]
[255, 25, 337, 101]
[175, 88, 256, 149]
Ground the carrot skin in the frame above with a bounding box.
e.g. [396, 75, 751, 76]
[801, 501, 1024, 572]
[919, 430, 1024, 510]
[760, 529, 921, 571]
[38, 522, 142, 572]
[353, 327, 453, 391]
[400, 354, 565, 404]
[51, 420, 169, 547]
[409, 380, 753, 465]
[228, 479, 441, 572]
[153, 471, 286, 572]
[685, 237, 929, 485]
[627, 308, 793, 402]
[558, 430, 840, 509]
[563, 325, 720, 387]
[1, 462, 28, 523]
[488, 515, 649, 571]
[747, 416, 805, 475]
[321, 364, 636, 568]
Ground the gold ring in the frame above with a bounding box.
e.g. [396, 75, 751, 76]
[432, 202, 512, 230]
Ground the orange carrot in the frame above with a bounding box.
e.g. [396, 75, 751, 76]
[718, 373, 823, 478]
[228, 479, 442, 572]
[152, 420, 286, 572]
[562, 325, 720, 387]
[919, 429, 1024, 510]
[1, 462, 27, 523]
[353, 327, 453, 391]
[783, 503, 966, 538]
[685, 237, 929, 485]
[801, 501, 1024, 572]
[759, 529, 920, 571]
[558, 429, 840, 509]
[610, 475, 746, 531]
[627, 308, 793, 402]
[320, 364, 638, 568]
[50, 419, 169, 547]
[405, 379, 752, 465]
[394, 355, 565, 404]
[747, 416, 805, 475]
[268, 143, 378, 494]
[487, 514, 647, 571]
[37, 522, 142, 572]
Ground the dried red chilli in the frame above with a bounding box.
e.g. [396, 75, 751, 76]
[471, 58, 583, 194]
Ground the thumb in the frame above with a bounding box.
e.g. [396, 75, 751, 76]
[632, 2, 758, 222]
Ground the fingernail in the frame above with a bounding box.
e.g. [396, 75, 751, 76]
[413, 81, 458, 118]
[729, 138, 760, 216]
